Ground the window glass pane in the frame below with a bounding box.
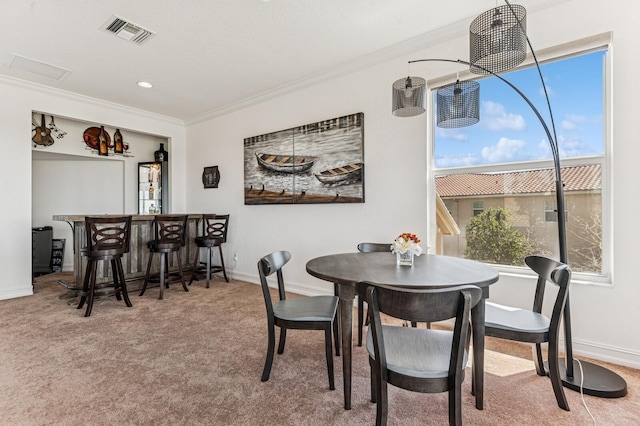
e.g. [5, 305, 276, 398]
[434, 50, 605, 275]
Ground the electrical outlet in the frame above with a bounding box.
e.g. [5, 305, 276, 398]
[233, 252, 238, 262]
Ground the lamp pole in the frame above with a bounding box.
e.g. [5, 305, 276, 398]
[405, 55, 626, 397]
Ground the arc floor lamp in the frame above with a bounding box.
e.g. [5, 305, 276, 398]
[392, 0, 626, 398]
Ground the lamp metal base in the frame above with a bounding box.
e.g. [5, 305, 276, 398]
[556, 358, 627, 398]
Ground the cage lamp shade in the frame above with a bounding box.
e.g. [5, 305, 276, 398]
[436, 80, 480, 128]
[469, 3, 527, 75]
[392, 76, 426, 117]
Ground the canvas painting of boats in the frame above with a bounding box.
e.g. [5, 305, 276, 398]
[244, 112, 364, 205]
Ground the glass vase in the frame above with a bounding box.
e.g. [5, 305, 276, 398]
[396, 251, 414, 267]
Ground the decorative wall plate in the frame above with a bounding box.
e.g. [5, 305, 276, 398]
[83, 127, 111, 150]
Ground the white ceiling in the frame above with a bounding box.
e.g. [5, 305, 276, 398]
[2, 0, 557, 122]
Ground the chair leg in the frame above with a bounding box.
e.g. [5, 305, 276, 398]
[261, 321, 276, 382]
[375, 372, 388, 426]
[324, 325, 335, 390]
[205, 246, 212, 288]
[333, 318, 340, 356]
[277, 328, 287, 354]
[217, 245, 229, 282]
[358, 295, 364, 347]
[77, 258, 93, 310]
[176, 249, 189, 292]
[370, 359, 377, 403]
[449, 387, 463, 426]
[548, 340, 570, 411]
[139, 252, 154, 297]
[111, 259, 122, 301]
[189, 247, 200, 285]
[116, 258, 132, 308]
[84, 260, 98, 317]
[533, 343, 546, 376]
[158, 252, 165, 300]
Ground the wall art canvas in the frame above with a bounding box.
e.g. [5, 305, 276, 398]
[244, 112, 364, 205]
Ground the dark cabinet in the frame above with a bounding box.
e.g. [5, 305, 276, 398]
[139, 161, 168, 214]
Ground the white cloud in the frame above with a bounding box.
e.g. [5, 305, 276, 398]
[435, 154, 479, 168]
[481, 137, 526, 163]
[561, 113, 587, 131]
[482, 101, 526, 131]
[435, 128, 468, 141]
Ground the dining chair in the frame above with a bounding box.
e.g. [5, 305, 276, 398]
[357, 281, 482, 426]
[139, 214, 189, 300]
[189, 214, 230, 287]
[356, 242, 391, 346]
[77, 215, 133, 317]
[484, 255, 571, 411]
[257, 250, 340, 389]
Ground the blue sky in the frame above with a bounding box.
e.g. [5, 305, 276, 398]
[434, 50, 605, 168]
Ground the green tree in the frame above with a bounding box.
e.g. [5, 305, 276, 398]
[465, 207, 535, 266]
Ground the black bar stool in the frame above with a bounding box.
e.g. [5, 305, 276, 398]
[77, 215, 133, 317]
[139, 214, 189, 300]
[189, 214, 230, 287]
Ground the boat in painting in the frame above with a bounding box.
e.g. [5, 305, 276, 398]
[255, 152, 318, 173]
[314, 162, 363, 186]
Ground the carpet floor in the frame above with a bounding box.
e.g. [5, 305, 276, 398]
[1, 272, 638, 425]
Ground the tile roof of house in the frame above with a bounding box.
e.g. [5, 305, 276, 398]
[435, 164, 601, 197]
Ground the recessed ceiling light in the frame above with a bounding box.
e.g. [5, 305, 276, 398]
[137, 81, 153, 88]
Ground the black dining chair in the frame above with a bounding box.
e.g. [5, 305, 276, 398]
[139, 214, 189, 300]
[484, 255, 571, 411]
[257, 250, 340, 389]
[358, 281, 482, 426]
[189, 213, 230, 287]
[356, 242, 391, 346]
[77, 215, 133, 317]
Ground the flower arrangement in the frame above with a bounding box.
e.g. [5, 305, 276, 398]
[391, 233, 424, 256]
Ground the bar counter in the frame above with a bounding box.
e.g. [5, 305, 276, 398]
[53, 214, 202, 289]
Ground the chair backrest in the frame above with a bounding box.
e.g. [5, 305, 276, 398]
[153, 214, 188, 246]
[357, 242, 391, 253]
[257, 251, 292, 317]
[525, 255, 571, 333]
[357, 281, 482, 379]
[84, 215, 132, 257]
[201, 214, 229, 242]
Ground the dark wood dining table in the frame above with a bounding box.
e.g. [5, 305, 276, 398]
[306, 252, 499, 410]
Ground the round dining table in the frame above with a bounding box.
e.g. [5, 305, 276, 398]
[306, 251, 499, 410]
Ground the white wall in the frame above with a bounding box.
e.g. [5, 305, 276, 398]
[0, 77, 186, 300]
[184, 0, 640, 368]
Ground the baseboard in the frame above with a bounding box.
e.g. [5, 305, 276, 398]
[567, 337, 640, 370]
[0, 285, 33, 300]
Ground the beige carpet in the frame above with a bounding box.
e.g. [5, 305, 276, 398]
[1, 272, 638, 425]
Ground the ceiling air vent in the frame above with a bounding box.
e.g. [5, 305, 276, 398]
[101, 15, 155, 45]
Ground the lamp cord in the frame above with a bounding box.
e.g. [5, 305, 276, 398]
[575, 358, 597, 425]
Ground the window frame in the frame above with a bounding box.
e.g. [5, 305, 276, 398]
[426, 33, 612, 286]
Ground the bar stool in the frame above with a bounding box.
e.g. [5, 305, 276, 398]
[77, 215, 133, 317]
[189, 214, 230, 287]
[139, 214, 189, 300]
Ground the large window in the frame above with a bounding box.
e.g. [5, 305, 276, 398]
[433, 46, 608, 279]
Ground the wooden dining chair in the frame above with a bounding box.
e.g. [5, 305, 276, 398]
[356, 242, 391, 346]
[257, 250, 340, 389]
[484, 255, 572, 411]
[358, 281, 482, 426]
